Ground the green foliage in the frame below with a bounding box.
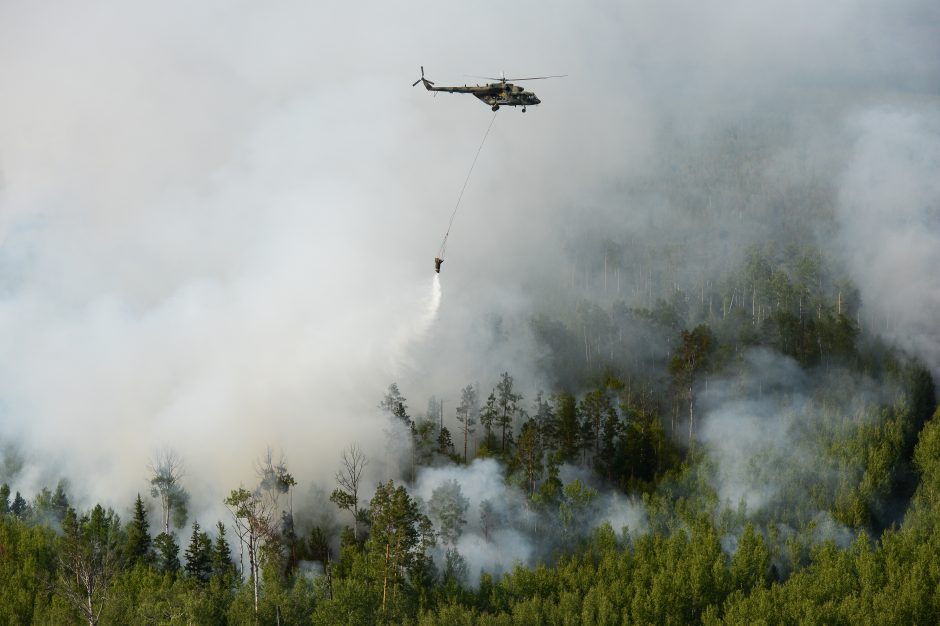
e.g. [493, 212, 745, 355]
[366, 480, 436, 619]
[153, 531, 181, 574]
[184, 521, 213, 583]
[428, 480, 469, 547]
[125, 493, 152, 566]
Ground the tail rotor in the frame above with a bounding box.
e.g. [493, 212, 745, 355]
[412, 66, 434, 88]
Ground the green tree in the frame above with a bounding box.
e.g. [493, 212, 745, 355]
[125, 493, 152, 565]
[729, 523, 770, 593]
[184, 521, 213, 583]
[380, 383, 412, 428]
[514, 419, 544, 496]
[225, 485, 275, 614]
[669, 324, 715, 447]
[367, 480, 435, 615]
[479, 392, 499, 451]
[11, 491, 29, 520]
[153, 531, 181, 574]
[553, 392, 581, 461]
[212, 521, 236, 580]
[532, 391, 557, 449]
[437, 425, 455, 456]
[428, 480, 469, 547]
[55, 505, 122, 626]
[495, 372, 522, 454]
[455, 384, 479, 463]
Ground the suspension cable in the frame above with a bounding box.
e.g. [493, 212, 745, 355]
[438, 109, 498, 258]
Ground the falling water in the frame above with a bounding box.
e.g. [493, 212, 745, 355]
[387, 274, 442, 378]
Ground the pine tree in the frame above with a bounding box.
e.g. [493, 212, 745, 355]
[51, 480, 70, 521]
[367, 480, 435, 614]
[595, 405, 622, 481]
[211, 521, 235, 579]
[11, 491, 28, 520]
[532, 391, 557, 449]
[514, 419, 544, 496]
[554, 392, 581, 461]
[428, 480, 469, 547]
[153, 532, 180, 574]
[380, 383, 412, 428]
[184, 521, 213, 583]
[55, 504, 122, 625]
[479, 392, 498, 450]
[496, 372, 522, 454]
[0, 483, 9, 514]
[125, 493, 152, 565]
[437, 425, 454, 456]
[455, 384, 478, 463]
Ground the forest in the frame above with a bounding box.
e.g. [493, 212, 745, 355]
[2, 216, 938, 624]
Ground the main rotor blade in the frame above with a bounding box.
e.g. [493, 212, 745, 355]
[465, 75, 504, 81]
[505, 74, 568, 81]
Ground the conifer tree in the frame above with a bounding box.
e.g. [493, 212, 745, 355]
[11, 491, 28, 520]
[153, 532, 181, 574]
[437, 425, 454, 456]
[479, 392, 499, 451]
[514, 419, 544, 496]
[0, 483, 9, 514]
[495, 372, 522, 454]
[554, 393, 581, 461]
[428, 479, 469, 547]
[455, 384, 478, 463]
[56, 505, 121, 625]
[51, 480, 70, 521]
[211, 521, 235, 579]
[367, 480, 435, 614]
[380, 383, 412, 428]
[184, 521, 213, 582]
[125, 493, 152, 564]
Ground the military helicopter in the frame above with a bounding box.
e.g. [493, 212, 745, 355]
[412, 66, 565, 112]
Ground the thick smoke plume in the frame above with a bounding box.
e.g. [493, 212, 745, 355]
[0, 0, 937, 545]
[836, 106, 940, 376]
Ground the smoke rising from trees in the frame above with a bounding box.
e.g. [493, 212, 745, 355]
[0, 0, 937, 587]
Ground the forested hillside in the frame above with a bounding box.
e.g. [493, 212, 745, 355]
[1, 229, 937, 623]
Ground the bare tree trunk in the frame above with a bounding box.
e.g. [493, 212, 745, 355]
[382, 543, 390, 612]
[249, 533, 259, 614]
[86, 584, 95, 626]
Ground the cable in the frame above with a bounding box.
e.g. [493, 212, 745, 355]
[438, 110, 498, 258]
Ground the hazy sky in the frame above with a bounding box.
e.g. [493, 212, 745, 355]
[0, 0, 937, 515]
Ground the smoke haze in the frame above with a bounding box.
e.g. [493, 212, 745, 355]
[1, 0, 938, 537]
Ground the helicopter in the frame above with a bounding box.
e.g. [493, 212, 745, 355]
[412, 66, 565, 112]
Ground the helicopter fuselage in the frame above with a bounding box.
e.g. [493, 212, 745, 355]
[420, 79, 540, 110]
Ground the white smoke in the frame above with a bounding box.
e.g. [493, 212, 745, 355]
[836, 105, 940, 376]
[411, 457, 646, 585]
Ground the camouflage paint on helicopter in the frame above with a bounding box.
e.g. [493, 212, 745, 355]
[412, 67, 565, 112]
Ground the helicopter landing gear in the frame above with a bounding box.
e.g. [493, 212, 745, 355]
[522, 106, 527, 113]
[491, 104, 500, 112]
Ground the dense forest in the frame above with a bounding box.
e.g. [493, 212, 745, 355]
[2, 223, 938, 624]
